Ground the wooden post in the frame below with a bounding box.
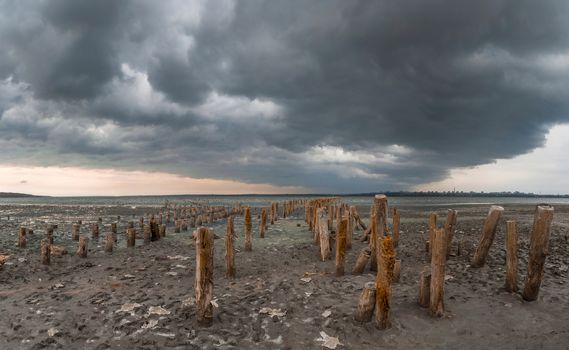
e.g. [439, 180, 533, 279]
[430, 228, 446, 317]
[40, 239, 51, 265]
[143, 224, 151, 244]
[260, 208, 266, 238]
[369, 211, 378, 272]
[159, 224, 166, 237]
[244, 207, 252, 251]
[418, 267, 431, 308]
[105, 232, 113, 253]
[195, 227, 214, 327]
[352, 247, 371, 274]
[335, 218, 347, 276]
[443, 209, 458, 257]
[393, 259, 401, 283]
[505, 220, 518, 292]
[127, 228, 136, 247]
[18, 227, 26, 248]
[392, 208, 400, 247]
[375, 235, 395, 329]
[71, 223, 80, 241]
[111, 222, 117, 235]
[47, 226, 54, 244]
[225, 216, 236, 278]
[471, 206, 504, 267]
[374, 194, 389, 235]
[354, 282, 376, 322]
[318, 208, 331, 261]
[91, 223, 99, 238]
[270, 203, 275, 225]
[346, 210, 353, 250]
[522, 205, 554, 301]
[428, 213, 437, 258]
[77, 236, 88, 258]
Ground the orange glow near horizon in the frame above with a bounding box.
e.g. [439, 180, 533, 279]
[0, 165, 306, 196]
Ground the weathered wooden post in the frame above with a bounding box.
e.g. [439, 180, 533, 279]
[159, 224, 166, 237]
[71, 223, 80, 241]
[335, 218, 348, 276]
[392, 208, 400, 247]
[346, 210, 353, 250]
[195, 227, 214, 327]
[443, 209, 458, 257]
[505, 220, 518, 292]
[430, 228, 446, 317]
[105, 232, 113, 253]
[47, 225, 54, 244]
[225, 216, 235, 278]
[111, 222, 117, 235]
[354, 282, 376, 322]
[352, 247, 371, 274]
[127, 228, 136, 247]
[318, 208, 331, 261]
[18, 227, 26, 248]
[260, 208, 267, 238]
[143, 224, 151, 244]
[471, 206, 504, 267]
[40, 239, 51, 265]
[369, 211, 378, 272]
[91, 223, 99, 238]
[270, 203, 275, 225]
[418, 267, 431, 308]
[393, 259, 401, 283]
[428, 213, 437, 257]
[522, 205, 554, 301]
[77, 236, 88, 258]
[375, 234, 395, 329]
[244, 207, 252, 251]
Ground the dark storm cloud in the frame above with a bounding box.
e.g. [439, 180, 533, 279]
[0, 0, 569, 192]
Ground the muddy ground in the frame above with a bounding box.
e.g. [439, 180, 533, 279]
[1, 202, 568, 349]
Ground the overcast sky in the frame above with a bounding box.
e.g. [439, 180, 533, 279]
[1, 0, 568, 196]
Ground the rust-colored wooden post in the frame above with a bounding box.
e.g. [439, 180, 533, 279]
[260, 208, 266, 238]
[244, 207, 252, 251]
[318, 208, 331, 261]
[195, 227, 214, 326]
[522, 205, 554, 301]
[354, 282, 376, 322]
[375, 234, 395, 329]
[428, 213, 437, 258]
[225, 216, 235, 278]
[127, 228, 136, 247]
[471, 206, 504, 267]
[430, 228, 446, 317]
[335, 218, 348, 276]
[40, 239, 51, 265]
[392, 208, 401, 247]
[77, 236, 88, 258]
[505, 220, 518, 292]
[346, 210, 353, 250]
[443, 209, 458, 257]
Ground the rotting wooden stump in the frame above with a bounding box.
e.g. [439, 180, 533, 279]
[47, 226, 54, 244]
[195, 227, 214, 327]
[392, 208, 400, 248]
[346, 210, 353, 250]
[225, 216, 235, 279]
[318, 208, 331, 261]
[105, 233, 114, 253]
[505, 220, 518, 292]
[40, 239, 51, 265]
[159, 224, 166, 237]
[430, 228, 446, 317]
[428, 213, 437, 258]
[393, 259, 401, 283]
[143, 224, 151, 244]
[244, 207, 252, 251]
[443, 209, 458, 257]
[71, 223, 80, 241]
[174, 220, 181, 233]
[260, 208, 267, 238]
[355, 282, 376, 322]
[18, 227, 26, 248]
[522, 205, 554, 301]
[111, 222, 117, 235]
[335, 218, 348, 276]
[91, 223, 99, 238]
[471, 206, 504, 268]
[77, 236, 88, 258]
[418, 267, 431, 308]
[127, 228, 136, 247]
[369, 211, 378, 272]
[375, 234, 395, 330]
[352, 247, 371, 274]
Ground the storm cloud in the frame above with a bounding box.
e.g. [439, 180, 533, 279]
[0, 0, 568, 192]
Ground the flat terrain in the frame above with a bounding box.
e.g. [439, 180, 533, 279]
[1, 202, 568, 349]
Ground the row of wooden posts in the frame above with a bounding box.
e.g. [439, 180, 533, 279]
[305, 195, 555, 329]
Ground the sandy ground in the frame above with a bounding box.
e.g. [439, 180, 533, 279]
[1, 202, 569, 349]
